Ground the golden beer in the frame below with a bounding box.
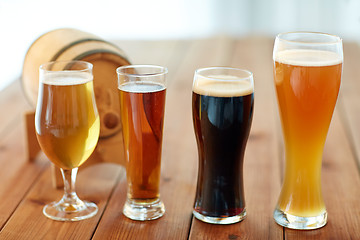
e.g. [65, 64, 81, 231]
[36, 60, 99, 221]
[35, 72, 100, 170]
[274, 46, 342, 228]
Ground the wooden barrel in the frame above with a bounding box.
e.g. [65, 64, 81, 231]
[22, 28, 130, 138]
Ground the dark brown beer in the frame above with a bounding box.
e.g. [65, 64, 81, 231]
[192, 79, 254, 218]
[119, 82, 166, 201]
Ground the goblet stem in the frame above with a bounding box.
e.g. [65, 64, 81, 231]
[60, 168, 82, 208]
[43, 167, 98, 221]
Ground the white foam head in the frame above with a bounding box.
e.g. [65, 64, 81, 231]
[40, 71, 93, 86]
[119, 81, 166, 93]
[274, 49, 343, 67]
[193, 74, 254, 97]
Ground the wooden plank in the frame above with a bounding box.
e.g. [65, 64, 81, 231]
[0, 163, 125, 239]
[0, 79, 33, 136]
[337, 42, 360, 169]
[114, 39, 179, 65]
[113, 39, 190, 86]
[0, 113, 48, 229]
[188, 37, 283, 239]
[168, 36, 235, 85]
[0, 38, 358, 239]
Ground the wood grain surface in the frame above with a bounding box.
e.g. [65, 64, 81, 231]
[0, 37, 359, 239]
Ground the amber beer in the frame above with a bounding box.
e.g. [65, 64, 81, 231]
[117, 65, 167, 221]
[192, 68, 254, 224]
[35, 72, 100, 170]
[119, 82, 166, 200]
[273, 32, 343, 230]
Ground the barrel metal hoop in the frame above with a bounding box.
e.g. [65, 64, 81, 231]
[50, 38, 126, 61]
[72, 49, 130, 63]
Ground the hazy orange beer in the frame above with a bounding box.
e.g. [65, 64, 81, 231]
[273, 32, 343, 229]
[117, 65, 167, 221]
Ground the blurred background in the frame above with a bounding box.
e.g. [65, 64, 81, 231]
[0, 0, 359, 91]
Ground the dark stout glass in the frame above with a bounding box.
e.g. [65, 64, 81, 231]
[192, 69, 254, 224]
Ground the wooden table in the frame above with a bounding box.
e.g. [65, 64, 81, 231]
[1, 37, 360, 239]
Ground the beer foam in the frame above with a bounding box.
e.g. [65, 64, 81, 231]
[119, 82, 166, 93]
[274, 49, 342, 67]
[193, 75, 253, 97]
[41, 72, 93, 85]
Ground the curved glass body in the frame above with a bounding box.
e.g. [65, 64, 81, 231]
[117, 65, 167, 221]
[273, 32, 343, 229]
[192, 67, 254, 224]
[35, 60, 99, 221]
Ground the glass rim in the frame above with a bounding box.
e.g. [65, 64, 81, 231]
[116, 64, 168, 77]
[39, 60, 93, 72]
[276, 31, 342, 45]
[195, 67, 253, 82]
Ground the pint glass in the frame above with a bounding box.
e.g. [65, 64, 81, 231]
[273, 32, 343, 229]
[192, 67, 254, 224]
[117, 65, 167, 221]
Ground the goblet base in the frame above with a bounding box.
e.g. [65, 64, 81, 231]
[43, 199, 98, 221]
[123, 198, 165, 221]
[192, 209, 246, 225]
[273, 207, 327, 230]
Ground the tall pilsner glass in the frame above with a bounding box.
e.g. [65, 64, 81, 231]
[35, 60, 100, 221]
[192, 67, 254, 224]
[273, 32, 343, 229]
[117, 65, 167, 221]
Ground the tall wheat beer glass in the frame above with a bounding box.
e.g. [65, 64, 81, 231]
[35, 60, 100, 221]
[117, 65, 167, 221]
[192, 67, 254, 224]
[273, 32, 343, 229]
